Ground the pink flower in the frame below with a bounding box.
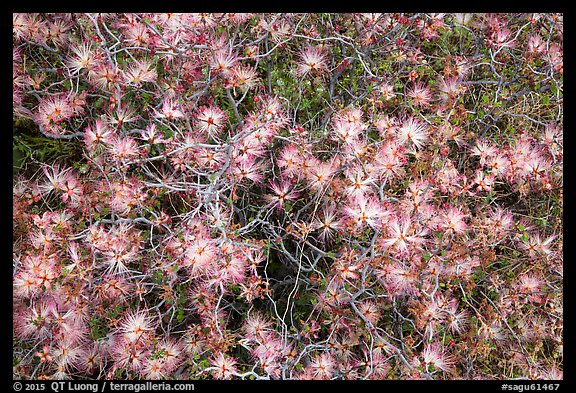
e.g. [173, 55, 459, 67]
[52, 338, 83, 370]
[84, 119, 115, 150]
[34, 94, 75, 133]
[210, 353, 238, 379]
[357, 300, 381, 324]
[337, 106, 365, 127]
[142, 358, 166, 379]
[196, 148, 226, 170]
[437, 76, 465, 103]
[345, 168, 376, 198]
[472, 170, 495, 192]
[51, 307, 87, 344]
[250, 333, 284, 367]
[422, 342, 454, 373]
[195, 105, 228, 138]
[60, 175, 83, 205]
[491, 27, 516, 48]
[334, 258, 359, 281]
[39, 163, 72, 194]
[76, 344, 104, 375]
[470, 138, 497, 165]
[108, 335, 148, 372]
[548, 42, 563, 73]
[527, 34, 546, 55]
[101, 247, 138, 275]
[88, 64, 120, 91]
[234, 134, 268, 161]
[309, 352, 335, 380]
[375, 115, 398, 137]
[243, 312, 273, 342]
[139, 123, 166, 145]
[439, 207, 469, 235]
[519, 233, 556, 258]
[516, 274, 544, 302]
[364, 348, 391, 379]
[155, 98, 185, 119]
[124, 59, 157, 86]
[295, 46, 329, 77]
[375, 141, 407, 182]
[13, 14, 35, 41]
[13, 270, 40, 299]
[109, 136, 139, 161]
[185, 237, 218, 275]
[265, 178, 300, 211]
[210, 254, 247, 286]
[313, 203, 342, 242]
[16, 300, 53, 340]
[486, 153, 510, 177]
[407, 82, 433, 107]
[156, 338, 183, 374]
[379, 82, 396, 100]
[277, 144, 303, 177]
[306, 158, 338, 190]
[118, 310, 156, 343]
[66, 43, 97, 75]
[332, 118, 362, 144]
[210, 50, 238, 77]
[258, 95, 290, 127]
[35, 345, 53, 363]
[229, 65, 259, 91]
[231, 156, 267, 183]
[344, 194, 388, 230]
[446, 309, 469, 336]
[97, 275, 131, 302]
[381, 215, 427, 253]
[396, 116, 429, 149]
[123, 22, 150, 46]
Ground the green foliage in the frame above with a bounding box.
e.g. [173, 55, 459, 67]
[13, 126, 81, 172]
[89, 316, 107, 340]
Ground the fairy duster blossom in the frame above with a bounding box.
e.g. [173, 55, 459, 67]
[195, 105, 228, 138]
[118, 311, 156, 343]
[344, 194, 388, 230]
[396, 116, 429, 150]
[295, 45, 329, 77]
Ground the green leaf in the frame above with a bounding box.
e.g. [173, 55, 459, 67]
[550, 82, 559, 97]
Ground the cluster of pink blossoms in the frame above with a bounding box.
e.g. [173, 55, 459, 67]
[14, 13, 562, 380]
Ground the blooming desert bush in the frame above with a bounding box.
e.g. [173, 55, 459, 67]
[13, 13, 562, 380]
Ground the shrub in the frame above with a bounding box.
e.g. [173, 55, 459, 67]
[13, 13, 562, 380]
